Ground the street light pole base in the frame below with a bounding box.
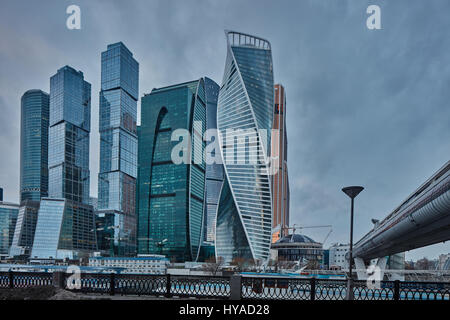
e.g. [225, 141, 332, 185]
[346, 278, 354, 300]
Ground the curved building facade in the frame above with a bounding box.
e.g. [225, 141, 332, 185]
[20, 90, 49, 203]
[216, 31, 274, 264]
[137, 78, 212, 262]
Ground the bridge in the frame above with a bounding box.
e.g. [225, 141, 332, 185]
[352, 160, 450, 278]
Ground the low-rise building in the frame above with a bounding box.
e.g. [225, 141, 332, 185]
[271, 234, 323, 266]
[88, 255, 169, 274]
[328, 243, 349, 270]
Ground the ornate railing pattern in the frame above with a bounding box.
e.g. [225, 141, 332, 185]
[399, 281, 450, 300]
[0, 271, 53, 288]
[242, 277, 311, 300]
[169, 275, 230, 298]
[1, 271, 449, 300]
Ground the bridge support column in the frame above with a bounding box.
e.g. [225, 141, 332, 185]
[354, 256, 387, 282]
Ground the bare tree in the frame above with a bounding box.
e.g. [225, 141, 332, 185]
[201, 256, 225, 276]
[231, 257, 250, 272]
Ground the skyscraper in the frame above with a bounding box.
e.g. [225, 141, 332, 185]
[271, 84, 290, 242]
[20, 89, 49, 203]
[203, 78, 223, 244]
[137, 78, 214, 262]
[0, 201, 19, 258]
[31, 66, 96, 259]
[97, 42, 139, 256]
[47, 66, 91, 204]
[216, 31, 274, 264]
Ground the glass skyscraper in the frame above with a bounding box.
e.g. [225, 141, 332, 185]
[0, 202, 19, 257]
[203, 78, 223, 244]
[271, 84, 290, 242]
[31, 66, 96, 259]
[20, 90, 49, 203]
[216, 31, 274, 264]
[137, 78, 214, 262]
[97, 42, 139, 256]
[48, 66, 91, 204]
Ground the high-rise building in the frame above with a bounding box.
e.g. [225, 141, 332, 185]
[31, 66, 96, 260]
[271, 84, 290, 241]
[216, 31, 274, 264]
[203, 78, 223, 244]
[0, 201, 19, 258]
[137, 78, 214, 262]
[97, 42, 139, 256]
[47, 66, 91, 204]
[20, 90, 49, 203]
[0, 188, 3, 202]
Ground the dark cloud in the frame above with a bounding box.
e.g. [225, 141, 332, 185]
[0, 0, 449, 260]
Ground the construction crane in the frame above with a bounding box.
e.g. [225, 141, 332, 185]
[284, 224, 333, 246]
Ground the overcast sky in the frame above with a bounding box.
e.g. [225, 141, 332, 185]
[1, 0, 449, 261]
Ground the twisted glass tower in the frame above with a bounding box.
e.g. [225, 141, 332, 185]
[216, 31, 274, 263]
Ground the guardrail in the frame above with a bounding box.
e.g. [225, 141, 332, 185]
[1, 271, 449, 300]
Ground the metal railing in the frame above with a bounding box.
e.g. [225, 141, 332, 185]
[1, 271, 449, 300]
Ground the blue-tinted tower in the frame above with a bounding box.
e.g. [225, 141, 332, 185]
[137, 78, 213, 262]
[31, 66, 96, 260]
[48, 66, 91, 204]
[97, 42, 139, 256]
[20, 90, 49, 203]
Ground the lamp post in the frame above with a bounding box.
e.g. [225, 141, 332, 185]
[342, 186, 364, 300]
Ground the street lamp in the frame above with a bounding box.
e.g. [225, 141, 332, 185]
[342, 186, 364, 300]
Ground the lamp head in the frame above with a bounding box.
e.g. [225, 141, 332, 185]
[342, 186, 364, 199]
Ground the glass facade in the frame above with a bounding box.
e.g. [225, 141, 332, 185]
[97, 42, 138, 256]
[137, 79, 211, 262]
[48, 66, 91, 204]
[271, 84, 290, 240]
[0, 202, 19, 256]
[20, 90, 49, 203]
[202, 77, 224, 246]
[9, 200, 40, 257]
[31, 198, 97, 259]
[30, 65, 96, 259]
[216, 31, 274, 264]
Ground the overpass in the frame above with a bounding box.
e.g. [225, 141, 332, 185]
[353, 160, 450, 263]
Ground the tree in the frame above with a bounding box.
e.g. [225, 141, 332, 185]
[231, 257, 251, 272]
[201, 256, 224, 276]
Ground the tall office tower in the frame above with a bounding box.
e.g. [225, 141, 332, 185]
[137, 78, 213, 262]
[203, 78, 223, 244]
[271, 84, 290, 242]
[97, 42, 139, 256]
[0, 201, 19, 258]
[216, 31, 274, 264]
[31, 66, 96, 259]
[47, 66, 91, 203]
[0, 188, 3, 201]
[20, 90, 49, 202]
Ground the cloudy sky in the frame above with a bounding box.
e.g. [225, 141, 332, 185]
[1, 0, 449, 260]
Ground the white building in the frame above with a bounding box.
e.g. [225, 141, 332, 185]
[88, 255, 169, 274]
[328, 243, 349, 270]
